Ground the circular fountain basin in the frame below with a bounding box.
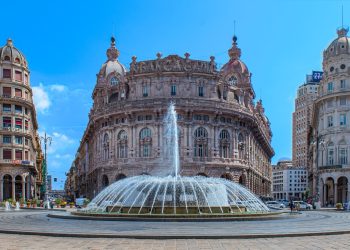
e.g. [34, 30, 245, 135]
[74, 175, 271, 218]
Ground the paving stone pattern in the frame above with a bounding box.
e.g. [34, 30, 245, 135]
[0, 233, 350, 250]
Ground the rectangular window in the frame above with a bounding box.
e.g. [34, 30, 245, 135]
[327, 115, 333, 127]
[3, 149, 12, 160]
[145, 115, 152, 120]
[24, 108, 28, 115]
[340, 97, 347, 106]
[25, 91, 29, 100]
[15, 136, 22, 144]
[198, 86, 204, 97]
[15, 70, 22, 81]
[340, 114, 347, 126]
[339, 148, 348, 165]
[327, 82, 333, 92]
[25, 151, 29, 160]
[15, 150, 22, 160]
[2, 87, 11, 97]
[2, 135, 11, 144]
[2, 104, 11, 112]
[137, 116, 144, 121]
[328, 149, 334, 165]
[15, 88, 22, 98]
[142, 86, 148, 97]
[24, 120, 29, 130]
[15, 105, 22, 114]
[171, 85, 176, 96]
[341, 79, 346, 89]
[25, 138, 29, 146]
[15, 118, 22, 129]
[327, 100, 333, 108]
[2, 69, 11, 79]
[3, 117, 11, 128]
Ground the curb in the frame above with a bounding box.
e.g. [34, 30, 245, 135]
[0, 229, 350, 239]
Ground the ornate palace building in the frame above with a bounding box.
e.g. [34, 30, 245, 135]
[311, 27, 350, 206]
[70, 36, 274, 199]
[0, 39, 43, 201]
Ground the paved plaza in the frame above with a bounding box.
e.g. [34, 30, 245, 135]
[1, 233, 350, 249]
[0, 210, 349, 239]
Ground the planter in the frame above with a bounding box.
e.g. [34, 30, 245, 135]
[60, 205, 66, 208]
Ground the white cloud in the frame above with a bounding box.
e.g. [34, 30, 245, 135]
[39, 131, 75, 155]
[50, 84, 66, 92]
[32, 83, 51, 113]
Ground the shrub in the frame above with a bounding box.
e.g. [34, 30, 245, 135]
[336, 203, 343, 209]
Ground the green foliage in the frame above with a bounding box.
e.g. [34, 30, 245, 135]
[336, 203, 343, 209]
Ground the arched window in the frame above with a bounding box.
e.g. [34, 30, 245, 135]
[228, 75, 238, 86]
[110, 77, 119, 86]
[4, 56, 10, 61]
[219, 130, 230, 158]
[117, 130, 128, 158]
[139, 128, 152, 157]
[103, 133, 109, 161]
[194, 127, 208, 158]
[15, 58, 20, 64]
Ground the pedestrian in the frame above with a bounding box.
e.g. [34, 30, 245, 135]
[290, 200, 293, 213]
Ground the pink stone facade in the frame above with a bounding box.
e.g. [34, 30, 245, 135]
[70, 36, 274, 200]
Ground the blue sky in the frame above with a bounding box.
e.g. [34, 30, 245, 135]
[2, 0, 346, 189]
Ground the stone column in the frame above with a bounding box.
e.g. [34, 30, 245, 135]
[0, 179, 3, 201]
[334, 183, 338, 204]
[22, 181, 26, 201]
[320, 181, 323, 206]
[12, 180, 15, 200]
[347, 182, 350, 203]
[323, 184, 327, 206]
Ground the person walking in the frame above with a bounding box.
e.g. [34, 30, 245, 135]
[290, 199, 293, 213]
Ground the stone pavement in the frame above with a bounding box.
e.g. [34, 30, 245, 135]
[1, 233, 350, 249]
[0, 210, 350, 238]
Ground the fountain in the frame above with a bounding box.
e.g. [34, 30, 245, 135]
[77, 103, 270, 218]
[15, 202, 20, 211]
[5, 201, 11, 211]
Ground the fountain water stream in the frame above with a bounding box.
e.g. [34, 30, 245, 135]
[82, 103, 270, 216]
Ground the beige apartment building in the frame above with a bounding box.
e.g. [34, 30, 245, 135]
[292, 74, 319, 192]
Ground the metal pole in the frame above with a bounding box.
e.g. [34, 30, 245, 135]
[41, 132, 52, 209]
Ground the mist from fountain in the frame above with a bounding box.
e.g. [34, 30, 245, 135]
[5, 201, 11, 211]
[83, 103, 270, 215]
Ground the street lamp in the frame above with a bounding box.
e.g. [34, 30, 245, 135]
[40, 132, 52, 209]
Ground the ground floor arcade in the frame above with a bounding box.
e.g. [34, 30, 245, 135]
[319, 171, 350, 206]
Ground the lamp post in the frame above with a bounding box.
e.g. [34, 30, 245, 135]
[40, 132, 52, 209]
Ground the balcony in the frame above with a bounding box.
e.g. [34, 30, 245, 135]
[0, 159, 35, 167]
[0, 95, 33, 107]
[319, 165, 342, 170]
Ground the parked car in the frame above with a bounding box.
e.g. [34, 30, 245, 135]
[293, 201, 312, 210]
[266, 201, 285, 209]
[278, 199, 290, 207]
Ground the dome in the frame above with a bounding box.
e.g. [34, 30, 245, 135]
[0, 38, 28, 67]
[323, 27, 350, 60]
[220, 36, 249, 75]
[98, 37, 127, 77]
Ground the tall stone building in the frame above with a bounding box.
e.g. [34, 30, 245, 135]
[292, 73, 320, 191]
[0, 39, 43, 201]
[311, 27, 350, 206]
[71, 36, 274, 199]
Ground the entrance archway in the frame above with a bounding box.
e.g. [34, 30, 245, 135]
[220, 173, 233, 181]
[102, 175, 109, 189]
[196, 173, 208, 177]
[115, 174, 126, 182]
[325, 177, 335, 206]
[337, 176, 348, 204]
[3, 175, 12, 200]
[239, 175, 246, 186]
